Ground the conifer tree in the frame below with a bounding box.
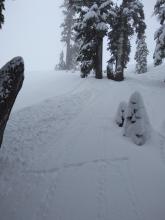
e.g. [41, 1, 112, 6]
[153, 0, 165, 66]
[0, 0, 5, 29]
[61, 0, 76, 70]
[55, 51, 66, 70]
[107, 0, 146, 81]
[135, 35, 149, 74]
[75, 0, 114, 78]
[69, 42, 80, 70]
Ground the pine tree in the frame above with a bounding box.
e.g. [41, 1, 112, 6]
[75, 0, 114, 79]
[153, 0, 165, 66]
[107, 3, 132, 81]
[0, 0, 5, 29]
[107, 0, 146, 81]
[61, 0, 77, 70]
[69, 42, 80, 70]
[55, 51, 66, 70]
[135, 35, 149, 74]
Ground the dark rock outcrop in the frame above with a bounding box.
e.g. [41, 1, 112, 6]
[0, 57, 24, 147]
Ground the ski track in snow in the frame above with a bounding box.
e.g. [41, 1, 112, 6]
[23, 157, 129, 174]
[97, 161, 107, 220]
[157, 132, 165, 165]
[0, 79, 95, 220]
[116, 161, 143, 220]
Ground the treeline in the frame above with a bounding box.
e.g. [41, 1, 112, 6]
[58, 0, 165, 81]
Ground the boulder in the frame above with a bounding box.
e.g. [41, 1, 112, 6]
[0, 57, 24, 147]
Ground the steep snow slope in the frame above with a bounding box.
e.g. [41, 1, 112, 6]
[0, 66, 165, 220]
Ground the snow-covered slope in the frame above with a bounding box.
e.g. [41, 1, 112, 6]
[0, 65, 165, 220]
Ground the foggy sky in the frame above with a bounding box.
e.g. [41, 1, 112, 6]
[0, 0, 158, 71]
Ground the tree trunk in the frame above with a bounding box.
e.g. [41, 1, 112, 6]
[95, 37, 103, 79]
[0, 57, 24, 148]
[115, 31, 124, 81]
[65, 8, 74, 70]
[107, 63, 114, 79]
[115, 66, 124, 81]
[66, 38, 71, 70]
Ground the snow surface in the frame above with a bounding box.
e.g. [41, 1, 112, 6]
[0, 66, 165, 220]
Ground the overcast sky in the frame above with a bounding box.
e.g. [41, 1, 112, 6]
[0, 0, 158, 71]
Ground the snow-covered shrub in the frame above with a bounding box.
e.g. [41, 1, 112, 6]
[115, 101, 127, 127]
[123, 91, 151, 146]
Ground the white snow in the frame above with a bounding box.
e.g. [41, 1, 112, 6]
[0, 65, 165, 220]
[96, 22, 108, 32]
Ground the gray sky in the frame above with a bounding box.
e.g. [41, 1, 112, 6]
[0, 0, 158, 71]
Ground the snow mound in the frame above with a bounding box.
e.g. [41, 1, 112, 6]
[123, 91, 151, 146]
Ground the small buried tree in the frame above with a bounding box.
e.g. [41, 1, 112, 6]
[115, 101, 127, 127]
[0, 57, 24, 148]
[123, 91, 151, 146]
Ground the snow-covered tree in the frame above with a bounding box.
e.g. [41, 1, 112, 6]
[115, 101, 127, 127]
[75, 0, 115, 78]
[55, 51, 66, 70]
[107, 0, 146, 81]
[135, 35, 149, 74]
[123, 91, 151, 146]
[153, 0, 165, 66]
[0, 0, 5, 29]
[61, 0, 77, 70]
[69, 42, 80, 70]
